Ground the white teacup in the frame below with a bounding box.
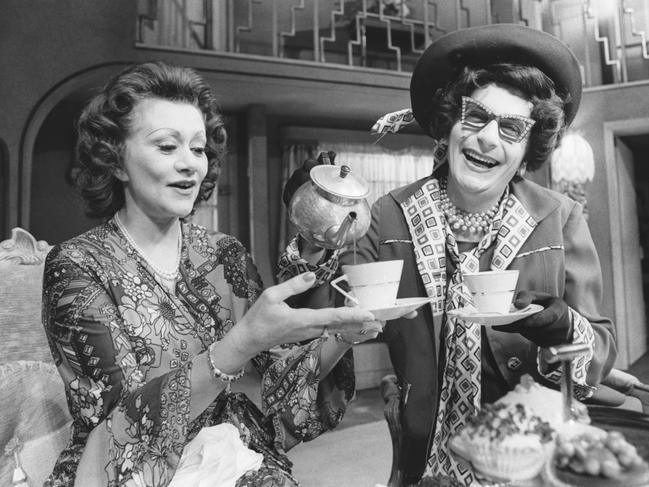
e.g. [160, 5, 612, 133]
[331, 260, 403, 310]
[463, 270, 519, 314]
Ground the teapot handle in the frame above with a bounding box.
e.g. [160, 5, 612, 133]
[317, 151, 336, 165]
[330, 275, 360, 306]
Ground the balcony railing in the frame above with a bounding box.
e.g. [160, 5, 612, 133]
[136, 0, 649, 87]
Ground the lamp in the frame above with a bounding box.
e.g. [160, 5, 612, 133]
[550, 132, 595, 220]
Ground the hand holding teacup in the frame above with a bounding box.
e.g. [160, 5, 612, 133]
[463, 270, 571, 346]
[236, 272, 378, 353]
[494, 290, 573, 347]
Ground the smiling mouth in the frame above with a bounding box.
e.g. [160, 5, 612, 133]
[168, 181, 196, 190]
[463, 150, 499, 169]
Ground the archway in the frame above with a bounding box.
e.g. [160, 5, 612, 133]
[30, 97, 101, 244]
[20, 64, 128, 243]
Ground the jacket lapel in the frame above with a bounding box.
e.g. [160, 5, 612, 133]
[490, 177, 563, 269]
[490, 193, 537, 270]
[396, 177, 448, 315]
[391, 176, 562, 273]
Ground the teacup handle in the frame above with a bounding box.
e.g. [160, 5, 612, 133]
[330, 275, 360, 306]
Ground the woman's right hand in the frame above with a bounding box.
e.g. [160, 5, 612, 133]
[232, 272, 377, 357]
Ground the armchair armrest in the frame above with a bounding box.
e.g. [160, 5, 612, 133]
[601, 368, 649, 413]
[603, 368, 649, 393]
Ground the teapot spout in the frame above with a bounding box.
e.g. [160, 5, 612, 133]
[324, 212, 358, 249]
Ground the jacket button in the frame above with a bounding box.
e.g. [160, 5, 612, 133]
[507, 357, 522, 370]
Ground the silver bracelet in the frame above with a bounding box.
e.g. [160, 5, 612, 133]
[206, 348, 245, 383]
[334, 333, 362, 346]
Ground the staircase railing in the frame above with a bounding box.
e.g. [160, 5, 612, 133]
[136, 0, 649, 87]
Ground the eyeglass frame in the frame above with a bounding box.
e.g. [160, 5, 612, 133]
[459, 96, 536, 144]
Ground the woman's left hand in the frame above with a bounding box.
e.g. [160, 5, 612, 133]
[334, 322, 383, 344]
[335, 309, 418, 345]
[233, 272, 377, 356]
[492, 290, 572, 347]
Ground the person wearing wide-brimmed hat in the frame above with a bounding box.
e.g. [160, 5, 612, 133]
[280, 24, 617, 485]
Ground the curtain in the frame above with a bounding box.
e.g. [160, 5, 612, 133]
[277, 141, 435, 258]
[324, 142, 435, 206]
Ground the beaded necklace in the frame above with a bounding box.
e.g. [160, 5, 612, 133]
[439, 176, 500, 235]
[114, 213, 181, 282]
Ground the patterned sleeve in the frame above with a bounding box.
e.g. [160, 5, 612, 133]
[536, 202, 616, 399]
[276, 235, 340, 286]
[254, 236, 356, 451]
[537, 308, 597, 400]
[42, 244, 190, 487]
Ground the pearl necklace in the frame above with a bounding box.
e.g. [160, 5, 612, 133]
[114, 213, 181, 281]
[439, 177, 499, 235]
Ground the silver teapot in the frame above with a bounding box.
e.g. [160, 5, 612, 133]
[288, 164, 371, 249]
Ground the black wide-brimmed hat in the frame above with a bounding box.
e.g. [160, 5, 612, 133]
[410, 23, 582, 133]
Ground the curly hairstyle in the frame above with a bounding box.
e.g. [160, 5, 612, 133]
[73, 61, 226, 218]
[427, 63, 566, 171]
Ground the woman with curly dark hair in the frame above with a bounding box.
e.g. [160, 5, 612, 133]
[42, 61, 377, 487]
[280, 24, 617, 485]
[72, 61, 225, 219]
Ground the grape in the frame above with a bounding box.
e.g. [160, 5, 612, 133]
[584, 457, 601, 476]
[569, 458, 585, 473]
[618, 452, 634, 468]
[608, 431, 624, 441]
[558, 428, 647, 478]
[600, 458, 622, 478]
[557, 441, 575, 457]
[599, 448, 617, 465]
[604, 436, 624, 453]
[574, 444, 587, 460]
[631, 454, 646, 468]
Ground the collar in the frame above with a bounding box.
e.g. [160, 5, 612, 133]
[389, 172, 562, 225]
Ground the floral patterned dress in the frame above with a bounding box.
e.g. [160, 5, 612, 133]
[42, 218, 355, 487]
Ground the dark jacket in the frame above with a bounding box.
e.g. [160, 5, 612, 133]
[338, 174, 617, 481]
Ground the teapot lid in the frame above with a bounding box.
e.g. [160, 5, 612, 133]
[310, 164, 370, 199]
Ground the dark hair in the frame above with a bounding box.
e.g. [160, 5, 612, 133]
[73, 61, 226, 218]
[427, 63, 566, 171]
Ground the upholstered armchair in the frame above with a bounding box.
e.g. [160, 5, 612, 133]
[0, 228, 72, 486]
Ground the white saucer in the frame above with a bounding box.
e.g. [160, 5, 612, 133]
[366, 297, 435, 321]
[447, 304, 543, 326]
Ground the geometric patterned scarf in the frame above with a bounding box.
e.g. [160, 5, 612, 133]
[276, 237, 341, 287]
[370, 108, 416, 142]
[401, 177, 537, 485]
